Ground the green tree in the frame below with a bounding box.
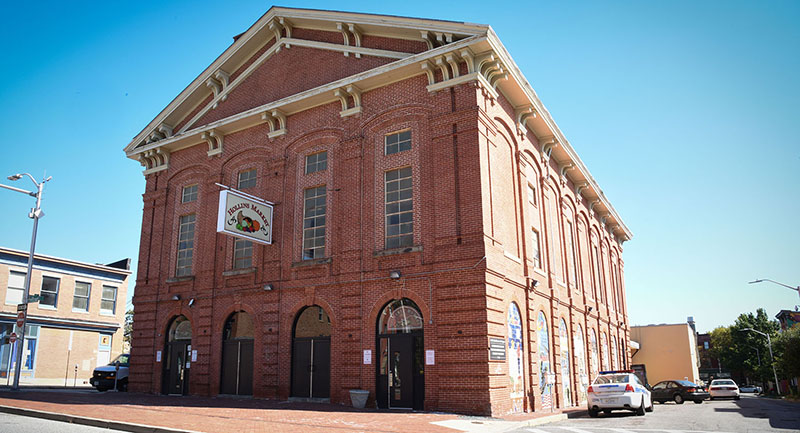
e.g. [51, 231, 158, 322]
[709, 308, 781, 388]
[123, 308, 133, 350]
[774, 326, 800, 383]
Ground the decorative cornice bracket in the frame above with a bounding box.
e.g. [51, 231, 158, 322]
[139, 148, 170, 174]
[202, 129, 224, 156]
[334, 85, 362, 117]
[261, 109, 287, 138]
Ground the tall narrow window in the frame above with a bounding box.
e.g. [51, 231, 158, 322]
[565, 221, 577, 287]
[592, 244, 602, 302]
[384, 130, 411, 155]
[385, 167, 413, 249]
[73, 281, 90, 311]
[176, 214, 196, 277]
[527, 184, 537, 206]
[305, 151, 328, 174]
[101, 285, 117, 314]
[238, 169, 257, 189]
[233, 238, 253, 268]
[40, 276, 60, 308]
[531, 229, 541, 268]
[302, 185, 327, 259]
[181, 184, 198, 203]
[5, 271, 25, 305]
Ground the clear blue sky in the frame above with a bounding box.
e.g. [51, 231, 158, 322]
[1, 1, 798, 332]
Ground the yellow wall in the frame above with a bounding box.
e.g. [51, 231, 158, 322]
[630, 323, 700, 385]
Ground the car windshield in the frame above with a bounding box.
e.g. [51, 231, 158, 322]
[109, 354, 129, 366]
[712, 380, 735, 385]
[676, 380, 698, 387]
[594, 374, 630, 384]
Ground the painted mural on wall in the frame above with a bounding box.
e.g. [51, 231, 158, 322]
[507, 303, 524, 413]
[574, 325, 588, 404]
[611, 336, 619, 370]
[559, 318, 572, 407]
[601, 332, 610, 371]
[537, 311, 552, 410]
[589, 329, 599, 379]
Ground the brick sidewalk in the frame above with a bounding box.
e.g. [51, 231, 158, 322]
[0, 389, 575, 433]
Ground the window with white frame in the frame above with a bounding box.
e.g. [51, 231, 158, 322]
[176, 214, 196, 277]
[302, 185, 327, 259]
[384, 130, 411, 155]
[238, 169, 257, 189]
[305, 151, 328, 174]
[181, 184, 198, 203]
[73, 281, 90, 311]
[40, 276, 60, 308]
[385, 167, 413, 249]
[531, 228, 542, 268]
[5, 271, 25, 305]
[101, 285, 117, 314]
[233, 238, 253, 269]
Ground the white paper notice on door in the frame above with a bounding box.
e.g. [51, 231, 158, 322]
[425, 350, 435, 365]
[191, 350, 198, 362]
[363, 349, 372, 364]
[156, 351, 162, 362]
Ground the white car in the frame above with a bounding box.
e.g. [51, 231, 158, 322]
[709, 379, 740, 400]
[587, 370, 653, 417]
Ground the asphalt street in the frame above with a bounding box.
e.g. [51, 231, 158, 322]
[509, 394, 800, 433]
[0, 412, 124, 433]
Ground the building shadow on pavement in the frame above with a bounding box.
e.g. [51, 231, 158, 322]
[712, 396, 800, 430]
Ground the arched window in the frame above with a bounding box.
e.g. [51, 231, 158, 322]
[378, 298, 423, 334]
[574, 325, 588, 404]
[611, 336, 619, 370]
[559, 318, 572, 406]
[223, 311, 254, 340]
[537, 311, 552, 409]
[589, 329, 599, 380]
[507, 303, 524, 413]
[600, 332, 610, 371]
[169, 316, 192, 341]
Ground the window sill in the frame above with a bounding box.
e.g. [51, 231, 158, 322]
[373, 245, 422, 257]
[166, 276, 194, 283]
[38, 305, 57, 311]
[72, 309, 90, 314]
[100, 311, 116, 317]
[292, 257, 332, 268]
[222, 267, 256, 277]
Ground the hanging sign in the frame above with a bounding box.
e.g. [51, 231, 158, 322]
[217, 190, 274, 245]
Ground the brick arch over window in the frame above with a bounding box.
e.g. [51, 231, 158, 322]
[286, 297, 338, 331]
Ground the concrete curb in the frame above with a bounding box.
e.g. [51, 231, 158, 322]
[501, 413, 567, 431]
[0, 404, 203, 433]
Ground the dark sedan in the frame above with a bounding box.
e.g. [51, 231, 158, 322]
[650, 380, 710, 404]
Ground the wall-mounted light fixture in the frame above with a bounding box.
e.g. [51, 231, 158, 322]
[188, 298, 196, 307]
[171, 294, 181, 301]
[587, 306, 593, 313]
[532, 280, 539, 288]
[389, 271, 401, 280]
[263, 283, 274, 291]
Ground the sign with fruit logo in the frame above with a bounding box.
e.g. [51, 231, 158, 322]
[217, 190, 273, 244]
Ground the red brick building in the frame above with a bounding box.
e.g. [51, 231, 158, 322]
[124, 7, 632, 416]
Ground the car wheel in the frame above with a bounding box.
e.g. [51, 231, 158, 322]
[96, 387, 108, 392]
[674, 394, 684, 404]
[734, 395, 740, 400]
[646, 399, 654, 412]
[589, 408, 599, 418]
[709, 396, 714, 400]
[603, 410, 612, 415]
[636, 397, 646, 416]
[118, 379, 128, 392]
[694, 400, 703, 404]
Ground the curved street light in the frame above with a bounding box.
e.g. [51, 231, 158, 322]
[739, 327, 781, 395]
[0, 172, 52, 390]
[748, 278, 800, 300]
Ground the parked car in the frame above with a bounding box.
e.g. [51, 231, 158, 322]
[708, 379, 740, 400]
[587, 370, 653, 417]
[650, 380, 710, 404]
[739, 384, 762, 393]
[90, 354, 129, 392]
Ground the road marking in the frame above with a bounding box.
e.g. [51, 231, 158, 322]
[556, 427, 595, 433]
[526, 429, 550, 433]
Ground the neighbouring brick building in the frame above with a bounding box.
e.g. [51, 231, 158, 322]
[0, 247, 129, 386]
[124, 7, 632, 416]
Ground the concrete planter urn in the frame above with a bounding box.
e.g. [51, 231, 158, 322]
[349, 389, 369, 408]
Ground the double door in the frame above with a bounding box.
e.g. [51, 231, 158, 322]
[220, 339, 254, 395]
[164, 341, 190, 395]
[291, 337, 330, 398]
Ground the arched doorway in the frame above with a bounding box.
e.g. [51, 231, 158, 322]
[537, 311, 553, 410]
[559, 318, 572, 407]
[291, 305, 331, 399]
[574, 325, 588, 405]
[163, 316, 191, 395]
[220, 311, 254, 396]
[376, 298, 424, 409]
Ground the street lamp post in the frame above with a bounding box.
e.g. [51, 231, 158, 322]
[739, 327, 780, 395]
[0, 173, 52, 390]
[749, 278, 800, 300]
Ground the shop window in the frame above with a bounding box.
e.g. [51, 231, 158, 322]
[101, 285, 117, 314]
[181, 184, 198, 203]
[385, 130, 411, 155]
[176, 214, 196, 277]
[305, 151, 328, 174]
[73, 281, 90, 311]
[302, 186, 327, 259]
[238, 169, 257, 189]
[233, 238, 253, 269]
[385, 167, 413, 249]
[40, 276, 59, 308]
[5, 271, 25, 305]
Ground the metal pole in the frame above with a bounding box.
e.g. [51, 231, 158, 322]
[765, 334, 781, 395]
[11, 179, 43, 391]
